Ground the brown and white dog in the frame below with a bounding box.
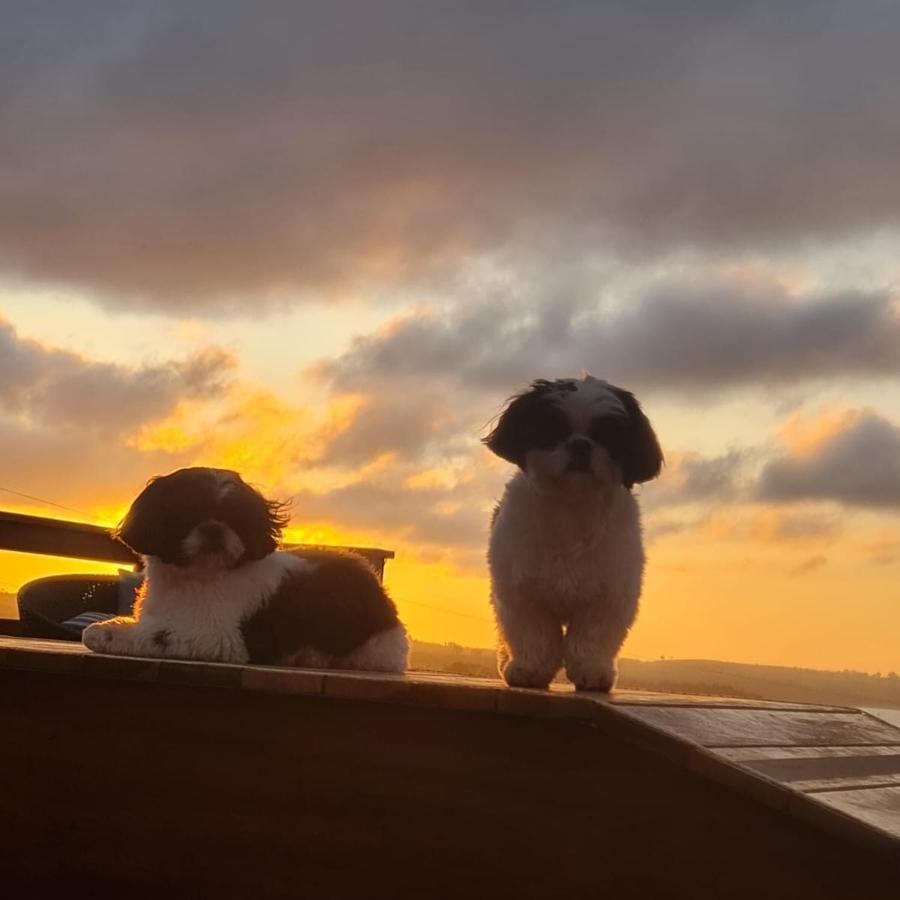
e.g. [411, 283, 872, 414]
[485, 376, 662, 691]
[82, 467, 408, 672]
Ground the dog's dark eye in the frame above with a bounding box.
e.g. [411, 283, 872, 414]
[531, 408, 571, 449]
[589, 416, 628, 455]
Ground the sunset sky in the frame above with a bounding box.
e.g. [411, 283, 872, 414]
[1, 2, 899, 673]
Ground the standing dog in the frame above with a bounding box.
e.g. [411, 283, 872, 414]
[485, 376, 662, 691]
[83, 467, 408, 672]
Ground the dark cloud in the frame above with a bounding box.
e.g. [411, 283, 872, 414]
[0, 416, 189, 515]
[0, 317, 234, 435]
[318, 280, 900, 393]
[642, 450, 748, 508]
[757, 411, 900, 507]
[289, 479, 492, 554]
[4, 2, 900, 304]
[643, 514, 698, 543]
[323, 392, 474, 467]
[755, 511, 841, 541]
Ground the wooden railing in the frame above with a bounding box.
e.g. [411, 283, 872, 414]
[0, 509, 394, 579]
[0, 509, 138, 565]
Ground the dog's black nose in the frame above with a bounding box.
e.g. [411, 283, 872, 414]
[568, 436, 593, 457]
[195, 521, 225, 549]
[566, 436, 594, 472]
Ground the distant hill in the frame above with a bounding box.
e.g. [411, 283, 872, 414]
[409, 641, 900, 710]
[1, 599, 894, 711]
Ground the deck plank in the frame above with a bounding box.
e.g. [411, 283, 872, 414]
[715, 745, 900, 792]
[812, 785, 900, 839]
[622, 706, 900, 748]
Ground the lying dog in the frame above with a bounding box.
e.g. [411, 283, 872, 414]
[83, 467, 408, 672]
[485, 376, 662, 691]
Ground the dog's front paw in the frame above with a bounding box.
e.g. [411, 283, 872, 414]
[82, 622, 115, 653]
[502, 659, 555, 690]
[567, 661, 617, 693]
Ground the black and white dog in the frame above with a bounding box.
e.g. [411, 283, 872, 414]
[485, 376, 662, 691]
[82, 467, 408, 672]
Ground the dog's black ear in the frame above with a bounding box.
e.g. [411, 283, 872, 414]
[606, 385, 663, 488]
[483, 395, 530, 466]
[113, 476, 171, 557]
[239, 494, 290, 561]
[483, 383, 557, 467]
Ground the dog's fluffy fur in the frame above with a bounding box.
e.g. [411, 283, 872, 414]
[82, 467, 408, 672]
[485, 376, 662, 691]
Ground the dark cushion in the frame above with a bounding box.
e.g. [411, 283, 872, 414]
[61, 610, 118, 636]
[18, 574, 128, 641]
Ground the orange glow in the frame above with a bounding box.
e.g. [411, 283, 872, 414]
[2, 379, 897, 675]
[129, 387, 365, 492]
[0, 549, 122, 598]
[702, 507, 837, 544]
[384, 558, 495, 649]
[778, 408, 862, 457]
[630, 538, 900, 674]
[2, 490, 899, 673]
[403, 468, 460, 490]
[282, 522, 352, 547]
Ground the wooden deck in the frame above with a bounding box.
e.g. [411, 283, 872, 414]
[1, 636, 897, 898]
[1, 510, 897, 895]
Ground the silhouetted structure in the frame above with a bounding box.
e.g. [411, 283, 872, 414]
[0, 510, 897, 898]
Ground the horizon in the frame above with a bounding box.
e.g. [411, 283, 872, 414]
[2, 2, 899, 675]
[2, 583, 898, 682]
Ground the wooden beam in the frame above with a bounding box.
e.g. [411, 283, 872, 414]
[0, 509, 394, 576]
[0, 509, 135, 564]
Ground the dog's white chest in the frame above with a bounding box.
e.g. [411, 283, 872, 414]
[138, 552, 312, 663]
[489, 475, 645, 615]
[535, 543, 605, 600]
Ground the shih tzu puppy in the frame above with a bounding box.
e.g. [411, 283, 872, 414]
[485, 376, 662, 691]
[82, 467, 408, 672]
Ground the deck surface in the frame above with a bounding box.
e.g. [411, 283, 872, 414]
[2, 634, 898, 858]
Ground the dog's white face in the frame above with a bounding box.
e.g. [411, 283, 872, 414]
[115, 467, 288, 574]
[485, 376, 663, 493]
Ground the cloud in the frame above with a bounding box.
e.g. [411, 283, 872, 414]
[0, 318, 234, 435]
[789, 555, 828, 578]
[858, 532, 900, 567]
[322, 392, 475, 468]
[317, 279, 900, 394]
[0, 415, 187, 517]
[643, 514, 701, 543]
[0, 321, 498, 557]
[757, 409, 900, 507]
[642, 450, 748, 509]
[4, 2, 900, 304]
[703, 508, 842, 544]
[287, 475, 495, 565]
[0, 316, 236, 518]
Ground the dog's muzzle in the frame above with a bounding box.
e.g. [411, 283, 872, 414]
[194, 521, 229, 552]
[564, 436, 594, 473]
[181, 520, 246, 567]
